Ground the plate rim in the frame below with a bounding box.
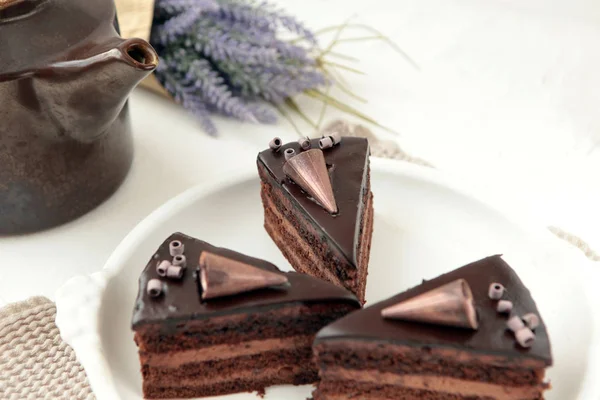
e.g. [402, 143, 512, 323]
[55, 157, 600, 400]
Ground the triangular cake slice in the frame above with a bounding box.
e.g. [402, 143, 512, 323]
[131, 232, 360, 399]
[257, 133, 373, 303]
[312, 255, 553, 400]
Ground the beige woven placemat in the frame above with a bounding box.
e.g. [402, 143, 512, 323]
[0, 297, 94, 400]
[0, 120, 596, 400]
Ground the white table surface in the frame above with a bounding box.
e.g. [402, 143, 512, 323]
[1, 0, 600, 306]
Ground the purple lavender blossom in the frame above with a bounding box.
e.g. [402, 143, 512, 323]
[156, 8, 205, 45]
[189, 19, 279, 64]
[213, 18, 276, 47]
[156, 0, 219, 16]
[158, 62, 219, 135]
[247, 103, 278, 123]
[274, 41, 315, 65]
[151, 0, 326, 134]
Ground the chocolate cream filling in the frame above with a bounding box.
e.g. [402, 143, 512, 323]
[140, 335, 313, 367]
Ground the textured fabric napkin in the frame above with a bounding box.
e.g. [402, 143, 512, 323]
[0, 121, 596, 400]
[0, 297, 94, 400]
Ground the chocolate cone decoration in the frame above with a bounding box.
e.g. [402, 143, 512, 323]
[381, 279, 479, 330]
[283, 149, 338, 214]
[199, 252, 289, 300]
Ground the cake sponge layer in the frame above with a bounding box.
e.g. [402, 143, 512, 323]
[135, 303, 356, 353]
[144, 365, 317, 399]
[258, 161, 373, 303]
[132, 232, 362, 399]
[314, 341, 546, 387]
[313, 381, 543, 400]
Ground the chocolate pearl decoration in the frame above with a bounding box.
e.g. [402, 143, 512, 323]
[156, 260, 171, 277]
[166, 265, 184, 279]
[319, 136, 334, 150]
[515, 327, 536, 348]
[169, 240, 184, 256]
[284, 148, 296, 160]
[497, 300, 513, 314]
[522, 313, 540, 330]
[488, 283, 504, 300]
[172, 254, 187, 267]
[298, 136, 311, 150]
[507, 315, 525, 332]
[269, 137, 282, 151]
[147, 279, 163, 297]
[330, 132, 342, 145]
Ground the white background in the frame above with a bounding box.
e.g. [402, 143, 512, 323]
[1, 0, 600, 305]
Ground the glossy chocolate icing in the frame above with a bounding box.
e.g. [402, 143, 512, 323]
[132, 233, 360, 330]
[0, 0, 157, 234]
[257, 138, 370, 267]
[316, 256, 552, 364]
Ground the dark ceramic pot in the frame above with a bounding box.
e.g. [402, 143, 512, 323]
[0, 0, 158, 235]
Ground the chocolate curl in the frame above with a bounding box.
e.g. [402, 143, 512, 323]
[329, 132, 342, 145]
[319, 136, 334, 150]
[507, 315, 525, 332]
[147, 279, 163, 298]
[169, 240, 184, 256]
[283, 149, 338, 214]
[269, 137, 282, 151]
[166, 265, 184, 279]
[284, 148, 296, 160]
[298, 136, 311, 150]
[515, 327, 536, 348]
[173, 254, 186, 267]
[488, 283, 504, 300]
[381, 279, 479, 330]
[319, 120, 344, 149]
[496, 300, 513, 314]
[199, 252, 289, 300]
[156, 260, 170, 277]
[522, 313, 540, 330]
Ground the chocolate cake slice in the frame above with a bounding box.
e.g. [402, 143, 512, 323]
[257, 135, 373, 304]
[131, 232, 360, 399]
[313, 255, 553, 400]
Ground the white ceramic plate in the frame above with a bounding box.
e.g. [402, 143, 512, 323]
[55, 158, 600, 400]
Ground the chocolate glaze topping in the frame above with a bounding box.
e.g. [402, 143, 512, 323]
[132, 233, 360, 330]
[257, 137, 370, 267]
[316, 255, 552, 365]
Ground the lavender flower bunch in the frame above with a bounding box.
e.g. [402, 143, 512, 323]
[151, 0, 328, 135]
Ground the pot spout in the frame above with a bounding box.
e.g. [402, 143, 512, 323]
[32, 38, 159, 143]
[119, 38, 160, 74]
